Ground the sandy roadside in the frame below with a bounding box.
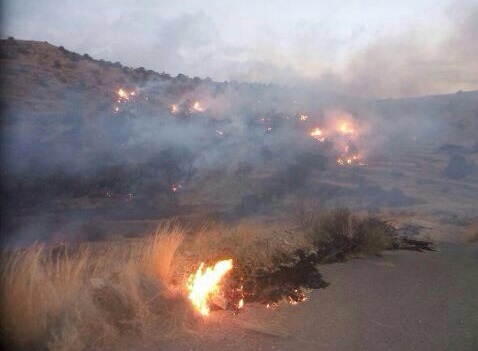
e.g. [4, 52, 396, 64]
[151, 242, 478, 351]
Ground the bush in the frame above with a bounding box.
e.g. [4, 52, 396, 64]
[307, 208, 393, 260]
[53, 60, 62, 69]
[465, 222, 478, 243]
[354, 217, 393, 254]
[69, 53, 80, 62]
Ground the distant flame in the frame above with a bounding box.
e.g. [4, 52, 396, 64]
[117, 88, 128, 99]
[338, 121, 354, 135]
[238, 298, 244, 309]
[300, 114, 309, 121]
[117, 88, 131, 101]
[170, 104, 178, 114]
[187, 259, 233, 316]
[310, 127, 325, 142]
[336, 155, 360, 166]
[192, 101, 203, 112]
[171, 183, 182, 192]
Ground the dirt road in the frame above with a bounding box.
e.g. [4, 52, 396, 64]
[160, 243, 478, 351]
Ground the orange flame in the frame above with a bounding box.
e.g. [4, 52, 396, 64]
[192, 101, 203, 112]
[310, 127, 325, 142]
[238, 298, 244, 309]
[336, 155, 360, 166]
[187, 259, 233, 316]
[117, 88, 129, 100]
[338, 121, 354, 135]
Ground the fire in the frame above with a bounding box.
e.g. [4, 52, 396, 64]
[114, 88, 136, 112]
[300, 114, 309, 121]
[117, 88, 130, 101]
[336, 155, 360, 166]
[238, 298, 244, 309]
[170, 182, 182, 192]
[192, 101, 203, 112]
[187, 259, 233, 316]
[338, 121, 354, 135]
[170, 104, 178, 114]
[310, 127, 325, 142]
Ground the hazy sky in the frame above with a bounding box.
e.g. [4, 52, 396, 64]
[2, 0, 477, 97]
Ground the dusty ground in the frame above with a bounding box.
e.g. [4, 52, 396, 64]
[153, 242, 478, 351]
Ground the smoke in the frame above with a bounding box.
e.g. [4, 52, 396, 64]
[4, 0, 478, 98]
[335, 1, 478, 98]
[2, 1, 478, 246]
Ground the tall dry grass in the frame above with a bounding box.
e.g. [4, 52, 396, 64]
[1, 244, 89, 347]
[0, 222, 188, 351]
[189, 219, 305, 272]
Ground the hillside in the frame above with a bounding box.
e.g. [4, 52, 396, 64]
[0, 39, 210, 117]
[1, 38, 477, 134]
[1, 38, 478, 245]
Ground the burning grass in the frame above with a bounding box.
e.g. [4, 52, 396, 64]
[0, 212, 434, 350]
[1, 219, 308, 350]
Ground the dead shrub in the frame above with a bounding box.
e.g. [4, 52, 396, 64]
[307, 208, 393, 260]
[464, 222, 478, 243]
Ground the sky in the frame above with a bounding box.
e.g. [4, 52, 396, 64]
[2, 0, 478, 97]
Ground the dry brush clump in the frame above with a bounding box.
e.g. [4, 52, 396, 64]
[464, 222, 478, 242]
[305, 208, 394, 261]
[188, 219, 304, 273]
[0, 221, 192, 351]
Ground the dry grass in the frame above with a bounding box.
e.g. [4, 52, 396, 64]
[1, 218, 301, 351]
[0, 244, 89, 347]
[189, 219, 304, 272]
[135, 222, 185, 284]
[0, 222, 189, 351]
[464, 222, 478, 243]
[0, 212, 395, 351]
